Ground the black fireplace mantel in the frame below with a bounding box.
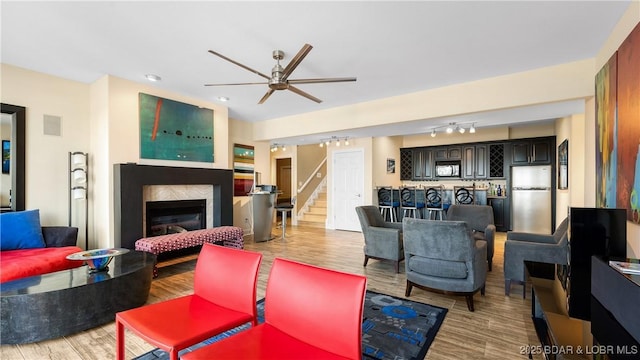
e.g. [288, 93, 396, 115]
[114, 163, 234, 249]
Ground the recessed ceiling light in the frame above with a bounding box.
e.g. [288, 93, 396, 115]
[145, 74, 161, 82]
[217, 96, 229, 102]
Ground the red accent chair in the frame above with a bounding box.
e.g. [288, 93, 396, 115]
[182, 257, 367, 360]
[115, 243, 262, 360]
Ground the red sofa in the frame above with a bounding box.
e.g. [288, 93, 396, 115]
[1, 226, 83, 283]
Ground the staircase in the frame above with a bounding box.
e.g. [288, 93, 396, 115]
[297, 188, 327, 228]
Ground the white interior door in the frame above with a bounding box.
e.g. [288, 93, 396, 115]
[333, 149, 364, 231]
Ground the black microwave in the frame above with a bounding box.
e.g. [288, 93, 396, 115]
[435, 161, 461, 177]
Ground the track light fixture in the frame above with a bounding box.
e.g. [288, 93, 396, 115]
[428, 122, 478, 137]
[270, 143, 290, 152]
[318, 136, 350, 148]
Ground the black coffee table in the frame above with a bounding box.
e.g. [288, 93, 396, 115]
[0, 250, 155, 344]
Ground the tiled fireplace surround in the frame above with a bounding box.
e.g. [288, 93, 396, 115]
[142, 185, 214, 237]
[114, 164, 234, 250]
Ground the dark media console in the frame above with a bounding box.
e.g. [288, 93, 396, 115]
[591, 257, 640, 359]
[562, 207, 627, 321]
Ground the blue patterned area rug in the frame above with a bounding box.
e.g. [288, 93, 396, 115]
[133, 290, 448, 360]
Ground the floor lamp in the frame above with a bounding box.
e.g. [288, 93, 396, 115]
[69, 151, 89, 250]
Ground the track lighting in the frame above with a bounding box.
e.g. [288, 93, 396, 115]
[145, 74, 161, 82]
[428, 122, 478, 137]
[319, 136, 350, 147]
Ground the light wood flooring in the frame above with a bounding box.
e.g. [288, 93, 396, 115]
[1, 225, 543, 359]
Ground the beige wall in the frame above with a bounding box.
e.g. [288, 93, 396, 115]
[403, 126, 511, 147]
[372, 136, 403, 188]
[229, 118, 271, 234]
[1, 64, 90, 230]
[554, 113, 587, 226]
[253, 59, 594, 142]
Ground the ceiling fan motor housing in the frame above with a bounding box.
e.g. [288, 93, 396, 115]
[269, 50, 288, 90]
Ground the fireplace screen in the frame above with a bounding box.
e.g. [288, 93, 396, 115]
[146, 199, 206, 237]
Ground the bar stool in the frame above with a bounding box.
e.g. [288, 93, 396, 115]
[377, 186, 399, 222]
[275, 197, 295, 239]
[425, 185, 446, 220]
[400, 186, 425, 219]
[454, 185, 475, 205]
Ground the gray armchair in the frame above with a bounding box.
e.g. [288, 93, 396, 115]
[446, 204, 496, 271]
[504, 217, 569, 297]
[355, 206, 404, 273]
[403, 218, 487, 311]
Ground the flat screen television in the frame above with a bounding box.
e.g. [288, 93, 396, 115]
[565, 207, 627, 320]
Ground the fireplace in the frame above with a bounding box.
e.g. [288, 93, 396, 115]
[114, 164, 234, 249]
[145, 199, 206, 237]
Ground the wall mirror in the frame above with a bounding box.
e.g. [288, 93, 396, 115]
[1, 103, 26, 212]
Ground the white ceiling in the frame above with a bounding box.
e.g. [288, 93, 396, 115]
[0, 1, 631, 144]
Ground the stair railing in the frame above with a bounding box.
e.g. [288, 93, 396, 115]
[297, 177, 327, 219]
[297, 157, 327, 194]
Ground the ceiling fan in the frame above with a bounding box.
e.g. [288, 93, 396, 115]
[205, 44, 356, 104]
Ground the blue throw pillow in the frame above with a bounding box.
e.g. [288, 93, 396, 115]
[0, 209, 46, 251]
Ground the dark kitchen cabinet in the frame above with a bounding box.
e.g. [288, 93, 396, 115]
[462, 145, 487, 179]
[434, 146, 462, 161]
[488, 197, 507, 231]
[488, 143, 505, 179]
[412, 148, 433, 180]
[511, 138, 552, 165]
[400, 149, 412, 180]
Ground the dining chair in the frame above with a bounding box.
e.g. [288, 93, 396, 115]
[115, 243, 262, 360]
[424, 185, 446, 220]
[182, 257, 367, 360]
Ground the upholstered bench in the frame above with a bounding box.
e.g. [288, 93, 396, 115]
[135, 226, 244, 277]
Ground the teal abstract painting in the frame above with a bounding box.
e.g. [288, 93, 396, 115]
[139, 93, 214, 162]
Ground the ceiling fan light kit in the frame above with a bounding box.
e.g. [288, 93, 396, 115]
[205, 44, 356, 104]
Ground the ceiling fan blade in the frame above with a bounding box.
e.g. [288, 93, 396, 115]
[288, 85, 322, 103]
[208, 50, 271, 80]
[280, 44, 313, 81]
[288, 77, 357, 84]
[204, 82, 268, 86]
[258, 89, 275, 104]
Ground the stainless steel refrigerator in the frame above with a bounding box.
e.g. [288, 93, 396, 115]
[510, 165, 552, 234]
